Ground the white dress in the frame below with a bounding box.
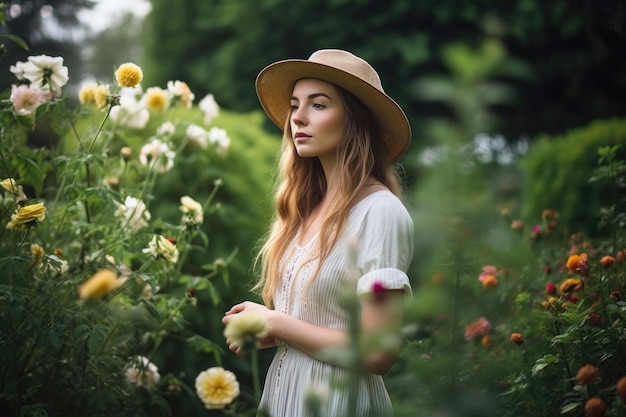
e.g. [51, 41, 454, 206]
[258, 190, 414, 417]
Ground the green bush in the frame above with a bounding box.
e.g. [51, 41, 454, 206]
[519, 118, 626, 237]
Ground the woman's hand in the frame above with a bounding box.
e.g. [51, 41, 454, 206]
[222, 301, 277, 355]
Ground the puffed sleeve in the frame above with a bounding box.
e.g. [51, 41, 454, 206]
[355, 193, 414, 297]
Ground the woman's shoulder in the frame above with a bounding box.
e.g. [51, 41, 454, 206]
[352, 189, 412, 224]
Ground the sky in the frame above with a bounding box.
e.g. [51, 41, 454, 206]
[78, 0, 152, 32]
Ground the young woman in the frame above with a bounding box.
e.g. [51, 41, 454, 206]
[223, 49, 414, 416]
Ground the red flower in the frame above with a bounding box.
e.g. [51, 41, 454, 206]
[545, 282, 556, 295]
[586, 311, 602, 326]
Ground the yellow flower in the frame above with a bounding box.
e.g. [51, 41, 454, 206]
[78, 82, 97, 105]
[195, 367, 240, 409]
[94, 84, 110, 110]
[30, 243, 45, 269]
[1, 177, 27, 200]
[115, 62, 143, 88]
[11, 202, 46, 226]
[143, 87, 169, 112]
[223, 312, 268, 353]
[78, 269, 125, 300]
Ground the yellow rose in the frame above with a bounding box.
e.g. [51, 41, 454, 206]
[115, 62, 143, 88]
[11, 202, 46, 225]
[78, 269, 125, 300]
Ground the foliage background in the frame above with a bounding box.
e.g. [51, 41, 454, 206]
[1, 0, 626, 416]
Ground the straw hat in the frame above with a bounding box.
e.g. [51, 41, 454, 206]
[255, 49, 411, 161]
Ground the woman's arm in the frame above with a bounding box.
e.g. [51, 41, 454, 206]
[222, 289, 404, 375]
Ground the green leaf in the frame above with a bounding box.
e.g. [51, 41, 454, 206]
[0, 33, 29, 51]
[140, 298, 161, 321]
[15, 156, 44, 196]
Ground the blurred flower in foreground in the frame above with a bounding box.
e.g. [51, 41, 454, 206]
[114, 196, 151, 231]
[199, 93, 220, 124]
[167, 80, 194, 109]
[125, 355, 160, 388]
[464, 317, 491, 341]
[78, 269, 125, 300]
[223, 312, 268, 353]
[304, 382, 329, 414]
[22, 55, 68, 96]
[371, 280, 387, 301]
[195, 367, 240, 409]
[30, 243, 45, 269]
[617, 376, 626, 400]
[180, 195, 204, 226]
[115, 62, 143, 88]
[139, 139, 175, 173]
[143, 235, 179, 264]
[510, 219, 523, 232]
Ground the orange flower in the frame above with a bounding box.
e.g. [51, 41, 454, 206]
[617, 250, 624, 264]
[576, 364, 600, 385]
[481, 335, 493, 348]
[616, 376, 626, 400]
[560, 278, 582, 294]
[600, 255, 615, 268]
[566, 254, 580, 272]
[78, 269, 126, 300]
[584, 397, 606, 417]
[510, 333, 524, 345]
[482, 275, 498, 289]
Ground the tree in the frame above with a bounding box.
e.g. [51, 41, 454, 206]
[143, 0, 626, 149]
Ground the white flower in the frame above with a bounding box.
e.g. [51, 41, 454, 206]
[223, 312, 269, 353]
[198, 93, 220, 124]
[109, 94, 150, 129]
[42, 254, 69, 275]
[167, 80, 195, 109]
[156, 121, 176, 137]
[139, 139, 175, 173]
[22, 55, 69, 96]
[186, 124, 208, 149]
[142, 235, 179, 264]
[114, 196, 151, 231]
[180, 195, 204, 225]
[9, 61, 29, 80]
[0, 178, 27, 202]
[195, 367, 240, 409]
[126, 356, 160, 388]
[208, 127, 231, 156]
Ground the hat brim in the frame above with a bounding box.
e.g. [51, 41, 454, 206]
[255, 59, 411, 162]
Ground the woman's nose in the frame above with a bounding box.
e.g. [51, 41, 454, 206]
[291, 108, 306, 125]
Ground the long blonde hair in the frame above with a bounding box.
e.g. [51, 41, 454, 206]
[253, 85, 403, 307]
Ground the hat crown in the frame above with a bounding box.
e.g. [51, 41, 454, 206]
[308, 49, 384, 93]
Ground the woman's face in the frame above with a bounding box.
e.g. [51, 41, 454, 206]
[289, 78, 346, 163]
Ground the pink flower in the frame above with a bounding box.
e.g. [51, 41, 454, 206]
[10, 84, 52, 116]
[545, 282, 556, 295]
[464, 317, 491, 341]
[371, 280, 387, 301]
[478, 265, 497, 282]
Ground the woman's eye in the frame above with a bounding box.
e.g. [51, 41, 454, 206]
[312, 103, 325, 109]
